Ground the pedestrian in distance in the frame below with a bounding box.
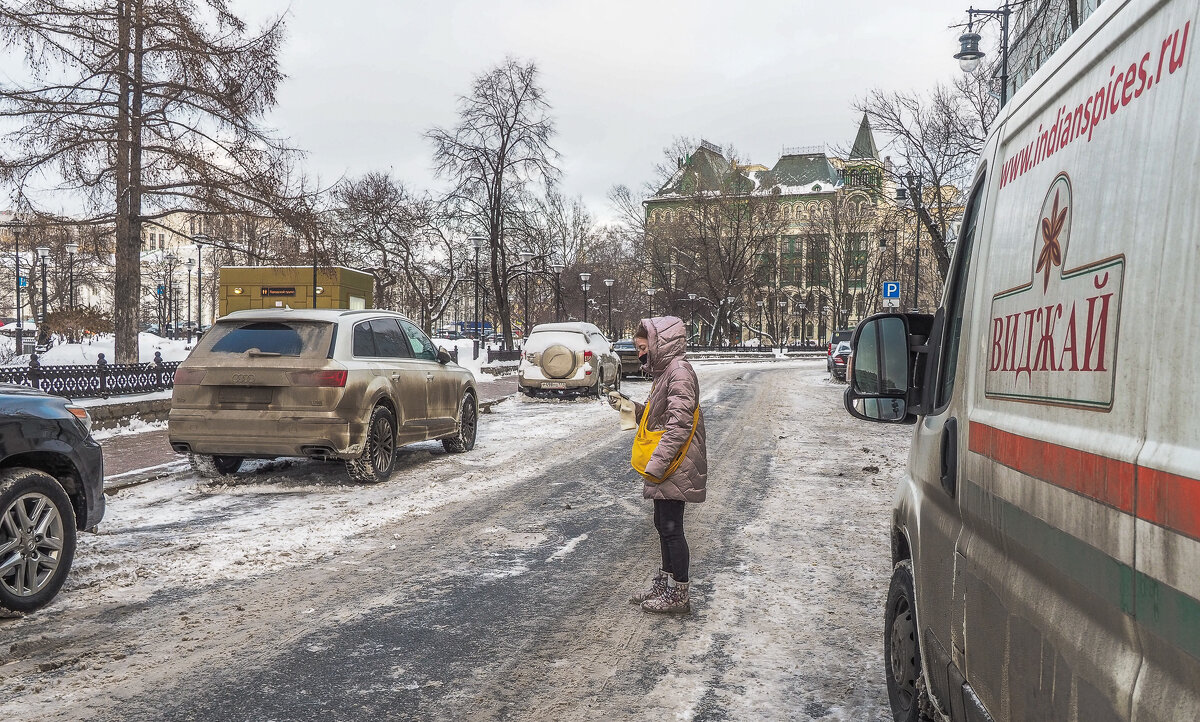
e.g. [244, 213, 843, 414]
[609, 316, 706, 614]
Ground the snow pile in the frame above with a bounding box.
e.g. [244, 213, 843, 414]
[433, 338, 495, 383]
[5, 333, 194, 367]
[90, 417, 168, 441]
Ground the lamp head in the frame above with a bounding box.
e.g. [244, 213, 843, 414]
[579, 272, 591, 282]
[551, 263, 564, 273]
[36, 246, 50, 259]
[604, 278, 614, 287]
[955, 32, 984, 73]
[65, 242, 79, 255]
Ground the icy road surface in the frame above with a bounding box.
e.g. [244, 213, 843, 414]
[0, 360, 911, 721]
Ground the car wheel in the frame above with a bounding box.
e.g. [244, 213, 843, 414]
[0, 468, 77, 614]
[885, 560, 933, 722]
[189, 454, 245, 478]
[442, 393, 478, 454]
[347, 405, 397, 483]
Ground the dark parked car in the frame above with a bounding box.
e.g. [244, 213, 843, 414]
[614, 339, 642, 378]
[0, 385, 104, 613]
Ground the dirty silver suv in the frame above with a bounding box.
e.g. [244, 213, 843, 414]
[169, 309, 479, 482]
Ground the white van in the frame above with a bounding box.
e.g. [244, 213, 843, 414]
[845, 1, 1197, 720]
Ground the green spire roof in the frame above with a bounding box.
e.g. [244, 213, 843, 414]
[849, 113, 879, 160]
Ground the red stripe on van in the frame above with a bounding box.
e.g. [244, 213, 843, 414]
[968, 422, 1135, 514]
[1137, 468, 1200, 543]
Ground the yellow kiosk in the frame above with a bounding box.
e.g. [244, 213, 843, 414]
[218, 266, 374, 316]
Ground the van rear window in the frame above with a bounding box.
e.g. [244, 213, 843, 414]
[200, 321, 332, 358]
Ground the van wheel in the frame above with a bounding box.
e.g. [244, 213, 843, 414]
[189, 454, 244, 477]
[0, 468, 77, 613]
[442, 393, 477, 454]
[347, 405, 397, 483]
[885, 559, 933, 722]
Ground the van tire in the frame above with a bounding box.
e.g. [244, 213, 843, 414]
[189, 454, 244, 477]
[885, 559, 933, 722]
[0, 468, 77, 613]
[346, 405, 397, 483]
[442, 393, 477, 454]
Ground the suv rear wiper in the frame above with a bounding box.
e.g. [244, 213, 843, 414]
[246, 349, 282, 357]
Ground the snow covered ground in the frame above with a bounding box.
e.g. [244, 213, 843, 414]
[0, 362, 911, 721]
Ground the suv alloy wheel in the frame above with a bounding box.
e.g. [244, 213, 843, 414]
[346, 405, 397, 483]
[442, 393, 477, 453]
[0, 469, 77, 613]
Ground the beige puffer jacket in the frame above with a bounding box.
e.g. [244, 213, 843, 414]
[632, 316, 707, 503]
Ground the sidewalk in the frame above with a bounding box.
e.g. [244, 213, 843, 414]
[101, 374, 520, 491]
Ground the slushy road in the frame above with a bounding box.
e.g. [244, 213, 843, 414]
[0, 361, 908, 721]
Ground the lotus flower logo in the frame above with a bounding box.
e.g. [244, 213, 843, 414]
[1036, 190, 1067, 293]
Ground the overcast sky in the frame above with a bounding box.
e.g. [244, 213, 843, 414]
[249, 0, 980, 218]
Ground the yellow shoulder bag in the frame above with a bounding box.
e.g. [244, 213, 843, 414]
[631, 394, 700, 484]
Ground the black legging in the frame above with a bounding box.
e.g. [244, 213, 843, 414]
[653, 499, 689, 583]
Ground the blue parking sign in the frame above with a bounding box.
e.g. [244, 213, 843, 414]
[17, 276, 27, 288]
[157, 285, 165, 295]
[883, 281, 900, 299]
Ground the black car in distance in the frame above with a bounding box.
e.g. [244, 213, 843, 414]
[0, 385, 104, 613]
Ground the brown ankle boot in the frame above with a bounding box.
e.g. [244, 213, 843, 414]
[642, 578, 690, 614]
[629, 570, 671, 604]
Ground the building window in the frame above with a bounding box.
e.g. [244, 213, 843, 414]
[806, 234, 830, 286]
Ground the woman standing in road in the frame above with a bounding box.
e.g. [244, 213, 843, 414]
[613, 316, 706, 614]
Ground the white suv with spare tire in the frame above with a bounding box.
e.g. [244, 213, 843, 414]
[518, 322, 620, 398]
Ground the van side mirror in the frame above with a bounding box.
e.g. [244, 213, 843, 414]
[437, 347, 454, 365]
[843, 312, 936, 424]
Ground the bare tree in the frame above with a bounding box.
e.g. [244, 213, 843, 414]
[333, 172, 463, 332]
[856, 72, 996, 284]
[0, 0, 303, 362]
[427, 57, 559, 349]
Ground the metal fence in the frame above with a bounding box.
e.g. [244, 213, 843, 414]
[0, 353, 180, 399]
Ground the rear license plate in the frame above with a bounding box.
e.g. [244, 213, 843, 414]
[542, 382, 566, 389]
[218, 386, 274, 404]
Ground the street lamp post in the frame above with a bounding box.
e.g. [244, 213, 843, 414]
[164, 252, 175, 339]
[897, 172, 923, 312]
[955, 4, 1012, 107]
[551, 263, 565, 322]
[469, 236, 487, 348]
[579, 272, 591, 323]
[779, 299, 788, 345]
[36, 246, 50, 328]
[171, 283, 180, 341]
[11, 225, 22, 338]
[185, 258, 195, 343]
[799, 302, 808, 348]
[65, 242, 78, 310]
[756, 299, 764, 346]
[519, 251, 534, 339]
[725, 296, 736, 346]
[821, 304, 831, 345]
[192, 234, 209, 330]
[604, 279, 615, 338]
[688, 293, 698, 344]
[646, 287, 657, 318]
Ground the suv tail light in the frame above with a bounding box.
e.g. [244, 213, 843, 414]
[289, 369, 348, 387]
[174, 368, 206, 385]
[583, 350, 594, 360]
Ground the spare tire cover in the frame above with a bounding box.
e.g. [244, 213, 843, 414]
[540, 344, 577, 379]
